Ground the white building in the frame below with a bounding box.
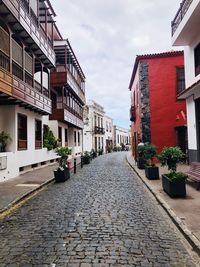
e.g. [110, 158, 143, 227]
[104, 115, 113, 152]
[83, 100, 105, 153]
[0, 1, 58, 182]
[172, 0, 200, 163]
[113, 125, 130, 148]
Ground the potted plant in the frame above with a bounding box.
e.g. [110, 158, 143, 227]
[144, 144, 159, 180]
[98, 149, 103, 156]
[137, 144, 147, 169]
[54, 147, 72, 182]
[91, 149, 97, 159]
[83, 151, 91, 164]
[0, 131, 12, 152]
[158, 146, 187, 197]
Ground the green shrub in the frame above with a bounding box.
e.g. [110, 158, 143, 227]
[43, 126, 57, 151]
[55, 147, 72, 170]
[158, 146, 185, 172]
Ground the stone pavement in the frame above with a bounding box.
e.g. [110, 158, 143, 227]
[0, 163, 58, 214]
[0, 152, 199, 266]
[126, 152, 200, 253]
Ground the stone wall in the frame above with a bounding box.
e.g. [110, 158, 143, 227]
[139, 63, 151, 143]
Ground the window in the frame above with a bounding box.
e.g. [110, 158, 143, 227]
[35, 120, 42, 149]
[65, 129, 68, 146]
[18, 114, 27, 150]
[176, 67, 185, 95]
[98, 137, 100, 149]
[106, 122, 108, 132]
[94, 115, 97, 126]
[74, 131, 77, 145]
[78, 131, 80, 146]
[102, 137, 103, 150]
[58, 126, 62, 145]
[195, 43, 200, 76]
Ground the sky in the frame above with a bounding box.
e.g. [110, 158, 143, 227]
[51, 0, 182, 128]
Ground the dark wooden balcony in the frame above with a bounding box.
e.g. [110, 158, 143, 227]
[1, 0, 55, 66]
[130, 105, 136, 122]
[49, 105, 84, 129]
[171, 0, 193, 36]
[94, 126, 105, 135]
[0, 67, 52, 115]
[51, 67, 86, 105]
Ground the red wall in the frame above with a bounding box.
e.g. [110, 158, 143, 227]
[146, 55, 186, 153]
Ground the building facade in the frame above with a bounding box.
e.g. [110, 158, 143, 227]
[104, 115, 113, 152]
[83, 100, 105, 153]
[49, 35, 86, 157]
[0, 0, 58, 181]
[129, 52, 187, 160]
[172, 0, 200, 163]
[0, 0, 86, 181]
[113, 125, 130, 148]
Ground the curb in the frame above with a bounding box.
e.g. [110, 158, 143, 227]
[0, 177, 55, 217]
[126, 154, 200, 256]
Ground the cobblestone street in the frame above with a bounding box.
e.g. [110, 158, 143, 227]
[0, 152, 198, 266]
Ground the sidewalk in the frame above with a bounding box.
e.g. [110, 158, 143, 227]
[127, 152, 200, 254]
[0, 163, 58, 214]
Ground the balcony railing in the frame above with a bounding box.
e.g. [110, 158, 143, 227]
[171, 0, 193, 36]
[0, 50, 10, 72]
[94, 126, 105, 135]
[130, 105, 136, 122]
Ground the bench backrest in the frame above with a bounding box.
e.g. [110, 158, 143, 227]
[189, 162, 200, 175]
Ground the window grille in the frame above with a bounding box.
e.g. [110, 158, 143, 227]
[12, 39, 23, 66]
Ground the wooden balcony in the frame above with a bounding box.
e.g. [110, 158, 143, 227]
[0, 67, 52, 115]
[1, 0, 55, 66]
[50, 108, 84, 129]
[171, 0, 193, 36]
[51, 68, 86, 105]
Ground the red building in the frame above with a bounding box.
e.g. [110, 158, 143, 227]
[129, 51, 187, 160]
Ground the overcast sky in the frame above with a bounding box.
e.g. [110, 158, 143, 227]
[51, 0, 182, 128]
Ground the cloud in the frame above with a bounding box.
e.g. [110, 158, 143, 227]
[51, 0, 181, 128]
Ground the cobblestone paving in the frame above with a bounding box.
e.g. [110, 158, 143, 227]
[0, 152, 198, 266]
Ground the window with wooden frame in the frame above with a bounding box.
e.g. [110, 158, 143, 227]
[65, 129, 68, 147]
[18, 113, 27, 150]
[195, 43, 200, 76]
[176, 67, 185, 95]
[35, 119, 42, 149]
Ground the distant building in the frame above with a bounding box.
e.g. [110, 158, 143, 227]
[129, 51, 187, 160]
[83, 100, 105, 153]
[172, 0, 200, 163]
[113, 126, 130, 148]
[104, 115, 113, 152]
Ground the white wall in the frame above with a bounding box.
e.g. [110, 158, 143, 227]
[0, 107, 58, 182]
[184, 31, 200, 88]
[187, 96, 197, 151]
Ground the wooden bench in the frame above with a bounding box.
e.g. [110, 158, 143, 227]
[186, 162, 200, 190]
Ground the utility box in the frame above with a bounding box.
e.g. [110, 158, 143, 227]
[0, 156, 7, 170]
